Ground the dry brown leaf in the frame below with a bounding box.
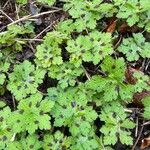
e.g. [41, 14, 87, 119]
[141, 137, 150, 149]
[106, 19, 117, 33]
[125, 67, 150, 107]
[125, 67, 139, 84]
[133, 91, 150, 108]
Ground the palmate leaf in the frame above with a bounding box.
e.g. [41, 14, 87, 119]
[35, 43, 63, 68]
[86, 56, 134, 103]
[7, 60, 46, 100]
[63, 0, 115, 31]
[56, 19, 75, 36]
[43, 131, 71, 150]
[0, 107, 13, 149]
[69, 130, 100, 150]
[35, 31, 67, 69]
[142, 96, 150, 119]
[48, 62, 83, 89]
[66, 31, 113, 67]
[116, 0, 150, 29]
[8, 93, 54, 134]
[133, 71, 150, 92]
[99, 102, 135, 145]
[6, 134, 42, 150]
[49, 87, 97, 136]
[117, 33, 150, 61]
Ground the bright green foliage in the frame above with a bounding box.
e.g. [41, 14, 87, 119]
[0, 101, 6, 108]
[63, 0, 116, 31]
[0, 53, 10, 85]
[8, 93, 54, 134]
[48, 63, 83, 88]
[49, 87, 97, 136]
[142, 96, 150, 119]
[17, 0, 55, 6]
[86, 56, 134, 103]
[0, 107, 13, 150]
[116, 0, 150, 31]
[35, 43, 62, 68]
[7, 60, 45, 100]
[1, 0, 150, 149]
[6, 134, 42, 150]
[69, 130, 100, 150]
[100, 102, 135, 145]
[117, 33, 150, 61]
[16, 0, 27, 5]
[35, 31, 67, 68]
[37, 0, 56, 6]
[43, 131, 71, 150]
[0, 24, 33, 51]
[56, 19, 75, 36]
[66, 31, 113, 67]
[133, 71, 150, 92]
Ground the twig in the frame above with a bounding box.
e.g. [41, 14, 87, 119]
[135, 117, 138, 137]
[2, 0, 10, 9]
[124, 108, 133, 113]
[113, 34, 123, 49]
[82, 66, 91, 80]
[142, 121, 150, 126]
[16, 38, 43, 42]
[10, 133, 16, 141]
[0, 9, 14, 22]
[8, 9, 62, 26]
[8, 14, 31, 26]
[34, 22, 54, 39]
[15, 3, 20, 20]
[131, 121, 145, 150]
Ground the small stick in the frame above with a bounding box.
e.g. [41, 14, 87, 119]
[135, 117, 138, 137]
[142, 121, 150, 126]
[131, 121, 145, 150]
[8, 9, 62, 26]
[124, 108, 133, 113]
[34, 22, 54, 39]
[2, 0, 10, 9]
[0, 9, 14, 22]
[82, 66, 91, 80]
[16, 38, 43, 42]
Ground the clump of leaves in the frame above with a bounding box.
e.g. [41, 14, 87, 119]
[48, 87, 97, 136]
[86, 56, 134, 104]
[63, 0, 116, 31]
[69, 130, 100, 150]
[116, 0, 150, 32]
[0, 24, 33, 51]
[7, 60, 45, 100]
[100, 102, 135, 145]
[133, 71, 150, 92]
[6, 134, 42, 150]
[48, 62, 83, 88]
[43, 131, 71, 150]
[66, 31, 113, 67]
[8, 93, 54, 134]
[35, 31, 67, 68]
[117, 33, 150, 61]
[1, 0, 150, 149]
